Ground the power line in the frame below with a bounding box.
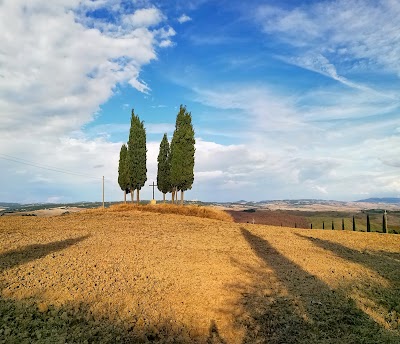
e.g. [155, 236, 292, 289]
[0, 153, 102, 180]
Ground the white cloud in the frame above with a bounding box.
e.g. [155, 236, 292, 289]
[190, 82, 400, 201]
[159, 39, 174, 48]
[122, 7, 164, 28]
[178, 14, 192, 23]
[255, 0, 400, 85]
[0, 1, 171, 136]
[0, 0, 178, 202]
[312, 185, 328, 195]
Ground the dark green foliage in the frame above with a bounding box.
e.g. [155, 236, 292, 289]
[310, 223, 313, 229]
[353, 216, 356, 231]
[383, 212, 387, 233]
[157, 134, 172, 195]
[322, 221, 325, 229]
[342, 218, 345, 230]
[367, 214, 371, 232]
[127, 110, 147, 200]
[170, 105, 195, 194]
[332, 221, 334, 230]
[118, 144, 129, 193]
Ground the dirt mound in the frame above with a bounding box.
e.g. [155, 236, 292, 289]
[89, 203, 233, 222]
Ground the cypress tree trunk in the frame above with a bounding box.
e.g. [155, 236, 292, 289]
[181, 190, 184, 206]
[131, 189, 134, 203]
[124, 190, 126, 204]
[137, 189, 140, 205]
[171, 190, 175, 204]
[342, 219, 345, 230]
[353, 216, 356, 231]
[367, 214, 371, 232]
[163, 193, 166, 203]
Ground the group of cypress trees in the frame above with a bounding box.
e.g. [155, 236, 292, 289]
[157, 105, 195, 205]
[118, 110, 147, 204]
[118, 105, 195, 205]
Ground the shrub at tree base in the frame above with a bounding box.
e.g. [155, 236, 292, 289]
[98, 203, 233, 222]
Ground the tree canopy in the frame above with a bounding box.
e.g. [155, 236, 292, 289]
[157, 133, 171, 198]
[170, 105, 195, 203]
[127, 110, 147, 203]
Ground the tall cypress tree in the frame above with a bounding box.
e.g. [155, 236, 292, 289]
[383, 210, 387, 233]
[170, 105, 195, 205]
[118, 144, 129, 203]
[367, 214, 371, 232]
[157, 133, 171, 202]
[127, 110, 147, 204]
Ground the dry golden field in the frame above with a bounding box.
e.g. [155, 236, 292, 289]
[0, 206, 399, 343]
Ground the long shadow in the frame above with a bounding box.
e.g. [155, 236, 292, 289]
[295, 233, 400, 282]
[238, 227, 400, 343]
[0, 297, 206, 343]
[296, 233, 400, 327]
[206, 320, 227, 344]
[0, 235, 90, 273]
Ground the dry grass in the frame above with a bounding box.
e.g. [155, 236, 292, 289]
[0, 209, 399, 343]
[90, 202, 234, 222]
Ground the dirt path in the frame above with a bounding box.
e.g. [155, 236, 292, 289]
[0, 210, 399, 343]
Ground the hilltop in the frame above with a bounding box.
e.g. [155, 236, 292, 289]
[0, 208, 399, 342]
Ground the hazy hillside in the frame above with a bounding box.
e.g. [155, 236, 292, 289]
[356, 198, 400, 204]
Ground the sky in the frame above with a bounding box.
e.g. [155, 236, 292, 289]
[1, 0, 400, 203]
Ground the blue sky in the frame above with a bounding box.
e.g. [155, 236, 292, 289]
[1, 0, 400, 203]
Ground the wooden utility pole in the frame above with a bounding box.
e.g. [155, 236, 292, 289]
[102, 176, 105, 209]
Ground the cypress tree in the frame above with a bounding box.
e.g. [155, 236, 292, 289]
[157, 134, 171, 202]
[170, 105, 195, 205]
[367, 214, 371, 232]
[383, 211, 387, 233]
[127, 110, 147, 204]
[332, 221, 334, 230]
[323, 221, 325, 230]
[118, 144, 129, 203]
[342, 218, 345, 230]
[353, 215, 356, 231]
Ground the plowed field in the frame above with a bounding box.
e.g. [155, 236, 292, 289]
[0, 209, 399, 343]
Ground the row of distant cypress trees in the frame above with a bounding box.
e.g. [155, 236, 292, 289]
[313, 213, 388, 233]
[118, 105, 195, 205]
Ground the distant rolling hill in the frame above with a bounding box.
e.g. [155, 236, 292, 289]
[356, 198, 400, 204]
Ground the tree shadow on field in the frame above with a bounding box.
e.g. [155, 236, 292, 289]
[0, 235, 90, 273]
[235, 227, 400, 343]
[296, 233, 400, 330]
[206, 320, 227, 344]
[0, 233, 221, 343]
[0, 297, 208, 343]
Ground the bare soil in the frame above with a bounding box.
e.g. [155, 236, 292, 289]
[0, 209, 399, 343]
